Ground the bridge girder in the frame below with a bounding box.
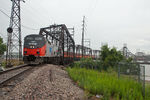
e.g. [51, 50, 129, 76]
[39, 24, 75, 62]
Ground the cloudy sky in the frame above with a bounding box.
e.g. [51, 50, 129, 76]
[0, 0, 150, 54]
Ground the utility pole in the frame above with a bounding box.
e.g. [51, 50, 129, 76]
[68, 27, 75, 39]
[6, 0, 25, 67]
[84, 39, 91, 57]
[81, 16, 85, 57]
[84, 39, 90, 48]
[123, 44, 128, 58]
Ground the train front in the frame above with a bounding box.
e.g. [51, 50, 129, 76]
[23, 34, 46, 64]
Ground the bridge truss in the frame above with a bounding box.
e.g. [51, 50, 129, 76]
[39, 24, 75, 64]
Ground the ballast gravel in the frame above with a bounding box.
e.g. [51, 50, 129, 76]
[3, 64, 86, 100]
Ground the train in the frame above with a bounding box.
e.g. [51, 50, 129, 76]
[23, 25, 100, 65]
[23, 34, 61, 64]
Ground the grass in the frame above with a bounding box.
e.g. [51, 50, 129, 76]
[67, 67, 147, 100]
[1, 59, 24, 68]
[145, 84, 150, 100]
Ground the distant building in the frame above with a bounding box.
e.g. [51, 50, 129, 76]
[135, 52, 145, 56]
[134, 52, 150, 63]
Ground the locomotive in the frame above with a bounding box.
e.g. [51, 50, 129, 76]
[23, 34, 60, 64]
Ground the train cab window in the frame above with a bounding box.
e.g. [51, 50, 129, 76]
[26, 37, 33, 40]
[24, 35, 46, 49]
[35, 37, 42, 40]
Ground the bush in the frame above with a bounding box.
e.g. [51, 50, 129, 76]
[76, 58, 102, 71]
[100, 44, 134, 71]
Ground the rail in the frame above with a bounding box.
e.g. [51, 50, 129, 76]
[0, 65, 32, 88]
[0, 64, 28, 75]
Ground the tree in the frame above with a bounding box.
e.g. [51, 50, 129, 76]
[0, 36, 6, 56]
[100, 45, 124, 70]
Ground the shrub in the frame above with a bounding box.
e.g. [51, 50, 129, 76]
[76, 58, 102, 71]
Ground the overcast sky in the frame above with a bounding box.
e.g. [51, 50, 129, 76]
[0, 0, 150, 54]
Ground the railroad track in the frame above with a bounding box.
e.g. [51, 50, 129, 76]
[0, 64, 32, 88]
[0, 64, 28, 75]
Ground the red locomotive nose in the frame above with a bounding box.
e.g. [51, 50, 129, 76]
[23, 44, 46, 56]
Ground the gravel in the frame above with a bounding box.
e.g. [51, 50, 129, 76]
[3, 64, 86, 100]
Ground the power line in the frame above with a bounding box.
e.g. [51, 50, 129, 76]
[21, 25, 39, 30]
[23, 3, 51, 22]
[0, 8, 39, 31]
[0, 9, 10, 18]
[20, 2, 54, 27]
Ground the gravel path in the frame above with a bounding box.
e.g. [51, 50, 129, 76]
[3, 64, 86, 100]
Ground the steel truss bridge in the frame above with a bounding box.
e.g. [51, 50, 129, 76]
[39, 24, 100, 64]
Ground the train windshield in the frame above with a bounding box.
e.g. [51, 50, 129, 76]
[24, 35, 46, 49]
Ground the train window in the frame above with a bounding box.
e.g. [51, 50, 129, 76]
[29, 42, 37, 45]
[26, 37, 33, 40]
[35, 37, 42, 40]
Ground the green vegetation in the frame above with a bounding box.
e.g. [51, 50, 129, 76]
[100, 44, 133, 71]
[67, 44, 150, 99]
[0, 36, 6, 67]
[71, 58, 101, 70]
[0, 36, 6, 56]
[67, 67, 145, 100]
[1, 60, 24, 68]
[100, 44, 123, 71]
[145, 84, 150, 100]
